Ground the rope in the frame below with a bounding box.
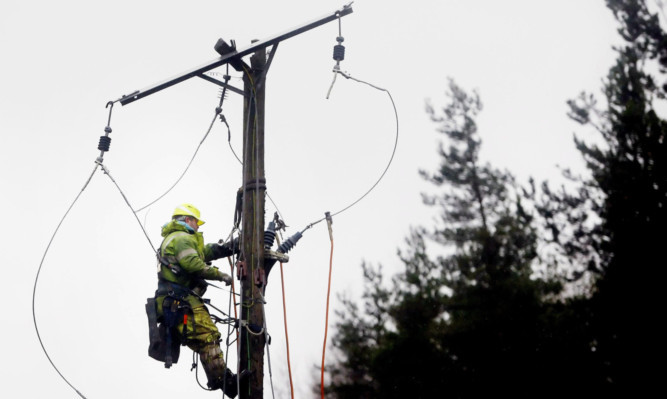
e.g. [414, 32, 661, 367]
[227, 256, 240, 347]
[320, 216, 335, 398]
[258, 291, 276, 399]
[32, 165, 99, 399]
[222, 229, 239, 399]
[276, 234, 295, 399]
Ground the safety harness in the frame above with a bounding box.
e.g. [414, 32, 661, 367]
[146, 232, 196, 368]
[157, 231, 189, 277]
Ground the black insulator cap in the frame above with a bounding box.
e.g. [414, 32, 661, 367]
[333, 44, 345, 62]
[98, 135, 111, 152]
[278, 232, 303, 254]
[104, 126, 112, 134]
[264, 222, 276, 249]
[215, 107, 222, 114]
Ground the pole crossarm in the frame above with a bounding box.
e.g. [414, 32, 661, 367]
[115, 3, 353, 106]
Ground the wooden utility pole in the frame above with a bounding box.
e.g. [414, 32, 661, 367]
[113, 7, 354, 399]
[239, 46, 267, 399]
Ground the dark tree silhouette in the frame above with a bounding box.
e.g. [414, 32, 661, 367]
[322, 2, 667, 397]
[532, 0, 667, 395]
[322, 80, 568, 398]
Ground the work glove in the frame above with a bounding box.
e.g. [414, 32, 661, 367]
[211, 237, 240, 259]
[215, 271, 233, 286]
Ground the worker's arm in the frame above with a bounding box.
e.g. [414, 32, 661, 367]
[174, 238, 232, 284]
[204, 238, 240, 261]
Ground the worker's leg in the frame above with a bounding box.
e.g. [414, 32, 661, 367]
[179, 305, 237, 396]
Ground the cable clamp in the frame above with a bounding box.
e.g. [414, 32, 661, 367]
[325, 211, 333, 241]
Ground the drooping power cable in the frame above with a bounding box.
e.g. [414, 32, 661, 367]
[32, 101, 157, 399]
[32, 100, 121, 398]
[303, 71, 399, 232]
[97, 162, 156, 252]
[32, 165, 98, 399]
[329, 71, 398, 219]
[134, 108, 221, 213]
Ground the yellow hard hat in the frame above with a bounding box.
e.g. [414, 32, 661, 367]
[172, 203, 205, 226]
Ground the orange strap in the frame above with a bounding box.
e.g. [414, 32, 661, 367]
[280, 262, 295, 399]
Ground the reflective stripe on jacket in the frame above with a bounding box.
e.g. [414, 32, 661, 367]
[158, 220, 221, 307]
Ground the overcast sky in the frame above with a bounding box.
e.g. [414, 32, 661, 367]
[1, 1, 622, 398]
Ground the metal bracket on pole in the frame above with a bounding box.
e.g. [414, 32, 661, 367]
[115, 3, 353, 106]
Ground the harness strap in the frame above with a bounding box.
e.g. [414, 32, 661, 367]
[157, 279, 195, 298]
[158, 231, 190, 274]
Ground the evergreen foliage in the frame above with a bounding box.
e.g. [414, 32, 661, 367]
[538, 0, 666, 393]
[322, 80, 575, 398]
[322, 1, 666, 397]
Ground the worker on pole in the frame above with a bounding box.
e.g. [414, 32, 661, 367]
[146, 203, 242, 397]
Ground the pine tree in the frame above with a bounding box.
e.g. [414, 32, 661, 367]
[535, 0, 667, 394]
[420, 79, 563, 397]
[323, 80, 568, 398]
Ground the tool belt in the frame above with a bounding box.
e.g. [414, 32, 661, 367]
[145, 280, 194, 368]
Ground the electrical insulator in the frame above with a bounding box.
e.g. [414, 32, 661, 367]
[278, 232, 303, 254]
[98, 136, 111, 152]
[264, 221, 276, 249]
[333, 36, 345, 62]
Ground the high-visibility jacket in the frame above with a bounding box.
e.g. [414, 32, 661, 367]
[158, 220, 224, 308]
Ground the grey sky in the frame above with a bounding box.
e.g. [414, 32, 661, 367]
[1, 1, 621, 398]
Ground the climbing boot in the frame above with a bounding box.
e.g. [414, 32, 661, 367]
[222, 368, 238, 398]
[206, 368, 238, 397]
